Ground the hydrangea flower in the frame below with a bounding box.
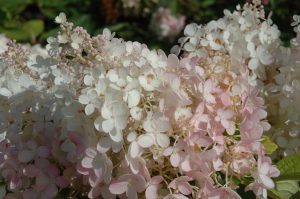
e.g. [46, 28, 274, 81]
[0, 2, 286, 198]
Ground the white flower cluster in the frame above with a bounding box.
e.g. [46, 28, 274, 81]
[264, 15, 300, 157]
[0, 13, 193, 198]
[172, 1, 280, 87]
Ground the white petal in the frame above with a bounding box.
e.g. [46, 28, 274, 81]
[97, 137, 111, 153]
[103, 28, 112, 39]
[102, 119, 115, 132]
[167, 54, 179, 67]
[129, 142, 140, 158]
[71, 42, 79, 49]
[108, 70, 118, 82]
[127, 131, 137, 142]
[115, 116, 128, 130]
[84, 75, 94, 86]
[248, 58, 259, 70]
[0, 88, 12, 97]
[127, 90, 140, 108]
[101, 104, 112, 119]
[259, 162, 270, 175]
[130, 107, 143, 121]
[156, 120, 171, 132]
[257, 45, 273, 65]
[8, 80, 21, 93]
[126, 185, 138, 199]
[113, 102, 128, 116]
[260, 174, 274, 188]
[94, 116, 103, 131]
[184, 23, 198, 36]
[183, 43, 195, 52]
[156, 133, 170, 148]
[85, 104, 95, 115]
[137, 134, 154, 148]
[19, 74, 33, 88]
[110, 129, 123, 142]
[78, 94, 90, 105]
[55, 13, 66, 24]
[82, 157, 93, 168]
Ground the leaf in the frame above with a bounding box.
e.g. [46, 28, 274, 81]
[276, 153, 300, 181]
[0, 0, 32, 18]
[169, 0, 178, 14]
[40, 28, 59, 41]
[202, 0, 216, 7]
[70, 14, 95, 33]
[276, 180, 299, 199]
[22, 20, 44, 42]
[261, 135, 278, 155]
[104, 23, 129, 32]
[268, 189, 283, 199]
[269, 180, 300, 199]
[0, 28, 30, 41]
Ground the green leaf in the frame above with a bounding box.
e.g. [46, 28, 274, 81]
[22, 20, 44, 42]
[202, 0, 216, 7]
[169, 0, 178, 14]
[105, 23, 130, 32]
[70, 14, 95, 34]
[40, 28, 59, 41]
[0, 28, 30, 41]
[276, 180, 299, 199]
[261, 135, 278, 155]
[276, 153, 300, 181]
[268, 189, 283, 199]
[268, 189, 282, 199]
[269, 180, 300, 199]
[0, 0, 32, 17]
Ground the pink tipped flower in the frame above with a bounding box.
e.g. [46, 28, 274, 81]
[151, 7, 186, 38]
[163, 140, 187, 167]
[240, 108, 270, 141]
[145, 176, 164, 199]
[247, 155, 280, 198]
[169, 176, 193, 195]
[215, 108, 236, 135]
[109, 174, 147, 199]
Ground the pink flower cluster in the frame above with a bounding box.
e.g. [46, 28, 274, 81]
[0, 1, 281, 199]
[151, 7, 186, 39]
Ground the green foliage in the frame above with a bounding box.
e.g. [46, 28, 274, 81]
[276, 153, 300, 181]
[262, 135, 278, 155]
[23, 20, 44, 42]
[268, 153, 300, 199]
[269, 180, 300, 199]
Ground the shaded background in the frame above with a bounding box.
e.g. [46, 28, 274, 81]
[0, 0, 299, 52]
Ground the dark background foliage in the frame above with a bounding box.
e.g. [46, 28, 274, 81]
[0, 0, 299, 52]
